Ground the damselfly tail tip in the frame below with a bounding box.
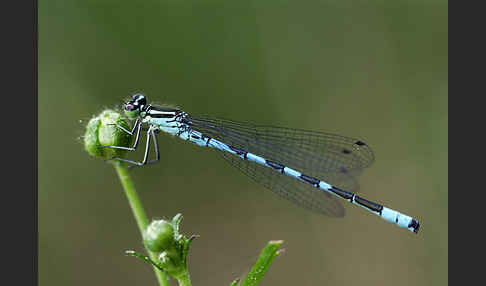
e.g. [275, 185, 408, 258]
[410, 219, 420, 234]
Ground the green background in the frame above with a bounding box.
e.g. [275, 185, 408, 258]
[39, 1, 447, 285]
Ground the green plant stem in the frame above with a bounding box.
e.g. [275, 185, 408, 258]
[113, 161, 170, 286]
[175, 271, 192, 286]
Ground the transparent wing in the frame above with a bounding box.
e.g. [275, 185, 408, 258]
[186, 115, 374, 192]
[218, 146, 345, 216]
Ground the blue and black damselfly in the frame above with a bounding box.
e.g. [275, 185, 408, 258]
[103, 94, 420, 233]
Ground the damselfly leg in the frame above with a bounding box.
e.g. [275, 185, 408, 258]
[102, 118, 142, 151]
[102, 121, 161, 167]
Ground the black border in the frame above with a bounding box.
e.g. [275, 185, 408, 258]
[34, 0, 39, 284]
[449, 1, 482, 284]
[2, 0, 37, 285]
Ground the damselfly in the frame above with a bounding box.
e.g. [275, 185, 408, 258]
[103, 94, 420, 233]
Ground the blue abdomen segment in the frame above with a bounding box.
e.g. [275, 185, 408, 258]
[182, 129, 420, 233]
[381, 207, 420, 233]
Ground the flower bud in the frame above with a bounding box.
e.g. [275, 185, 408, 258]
[143, 219, 175, 252]
[127, 214, 196, 281]
[84, 109, 133, 159]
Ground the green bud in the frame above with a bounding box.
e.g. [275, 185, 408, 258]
[143, 219, 176, 253]
[84, 109, 133, 159]
[127, 214, 197, 282]
[157, 251, 184, 277]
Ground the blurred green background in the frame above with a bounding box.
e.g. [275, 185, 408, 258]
[39, 1, 447, 285]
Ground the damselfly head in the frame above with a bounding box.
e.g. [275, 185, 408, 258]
[124, 93, 147, 118]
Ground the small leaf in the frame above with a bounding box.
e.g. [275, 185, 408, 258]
[241, 240, 284, 286]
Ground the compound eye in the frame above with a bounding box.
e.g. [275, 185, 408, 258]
[138, 97, 146, 106]
[131, 93, 146, 105]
